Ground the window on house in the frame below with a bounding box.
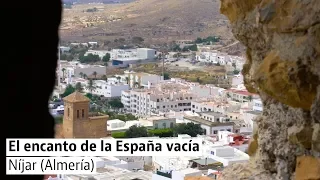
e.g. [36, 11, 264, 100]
[155, 123, 158, 129]
[77, 110, 79, 118]
[163, 123, 166, 128]
[157, 99, 159, 102]
[82, 109, 84, 118]
[227, 129, 231, 132]
[170, 122, 174, 128]
[163, 106, 165, 108]
[213, 130, 218, 134]
[67, 108, 70, 117]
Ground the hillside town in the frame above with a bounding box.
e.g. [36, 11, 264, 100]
[46, 38, 260, 180]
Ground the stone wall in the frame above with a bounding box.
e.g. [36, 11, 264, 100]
[219, 0, 320, 179]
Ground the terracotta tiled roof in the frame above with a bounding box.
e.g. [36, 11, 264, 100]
[63, 91, 90, 103]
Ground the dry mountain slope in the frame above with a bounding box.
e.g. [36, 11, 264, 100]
[60, 0, 233, 44]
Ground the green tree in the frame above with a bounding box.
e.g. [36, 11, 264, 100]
[54, 116, 63, 124]
[87, 79, 95, 94]
[62, 68, 66, 79]
[60, 53, 74, 61]
[108, 99, 124, 109]
[149, 128, 174, 137]
[112, 132, 126, 138]
[92, 71, 97, 79]
[79, 53, 100, 63]
[195, 37, 203, 44]
[102, 53, 111, 62]
[189, 44, 198, 51]
[173, 123, 205, 137]
[61, 84, 75, 97]
[163, 72, 170, 80]
[134, 82, 139, 88]
[172, 44, 181, 52]
[233, 69, 240, 75]
[79, 72, 84, 78]
[101, 75, 107, 80]
[116, 76, 121, 83]
[125, 125, 148, 138]
[85, 93, 93, 100]
[75, 82, 83, 92]
[83, 74, 88, 79]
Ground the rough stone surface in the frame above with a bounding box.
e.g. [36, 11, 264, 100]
[295, 156, 320, 180]
[219, 0, 320, 179]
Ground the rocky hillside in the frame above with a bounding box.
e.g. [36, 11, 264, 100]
[60, 0, 234, 45]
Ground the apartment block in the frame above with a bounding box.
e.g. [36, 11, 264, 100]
[72, 79, 129, 98]
[121, 82, 195, 117]
[191, 99, 240, 114]
[224, 89, 257, 103]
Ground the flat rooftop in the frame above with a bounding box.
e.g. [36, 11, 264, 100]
[245, 110, 262, 115]
[95, 170, 153, 180]
[200, 112, 227, 118]
[214, 146, 249, 161]
[113, 58, 141, 61]
[176, 168, 201, 175]
[184, 116, 234, 127]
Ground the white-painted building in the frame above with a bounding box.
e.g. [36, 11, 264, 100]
[191, 99, 241, 114]
[59, 46, 70, 53]
[243, 110, 261, 131]
[57, 156, 153, 180]
[231, 74, 244, 87]
[85, 80, 129, 98]
[121, 82, 196, 117]
[196, 51, 230, 65]
[107, 119, 152, 132]
[84, 49, 110, 59]
[224, 89, 257, 103]
[253, 98, 263, 111]
[59, 61, 106, 79]
[137, 48, 157, 60]
[182, 115, 234, 136]
[111, 48, 157, 67]
[124, 71, 163, 88]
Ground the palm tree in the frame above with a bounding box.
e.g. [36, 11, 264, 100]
[75, 82, 83, 92]
[83, 74, 88, 79]
[87, 79, 95, 94]
[116, 76, 121, 83]
[62, 68, 66, 79]
[92, 71, 97, 79]
[79, 72, 84, 78]
[125, 77, 129, 84]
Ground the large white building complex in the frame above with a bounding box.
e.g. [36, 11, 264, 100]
[121, 81, 195, 116]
